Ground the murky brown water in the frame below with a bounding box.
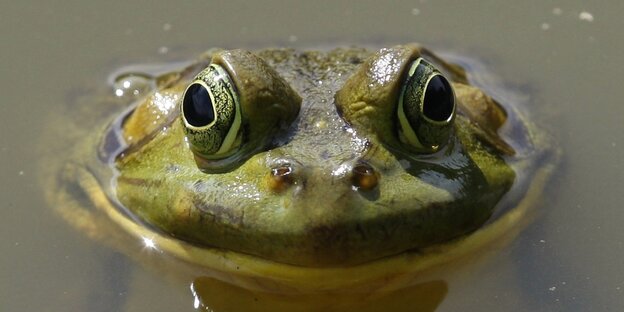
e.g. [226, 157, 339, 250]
[2, 1, 623, 311]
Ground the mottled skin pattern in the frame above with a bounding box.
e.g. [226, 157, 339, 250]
[115, 45, 515, 266]
[400, 58, 454, 150]
[183, 64, 238, 156]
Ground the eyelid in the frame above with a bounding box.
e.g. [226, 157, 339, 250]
[335, 45, 424, 147]
[181, 50, 302, 173]
[335, 45, 457, 154]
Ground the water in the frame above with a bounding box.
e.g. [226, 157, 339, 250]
[2, 1, 623, 311]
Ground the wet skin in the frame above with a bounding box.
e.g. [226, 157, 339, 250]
[114, 45, 516, 267]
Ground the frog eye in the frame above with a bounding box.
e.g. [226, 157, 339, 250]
[397, 58, 455, 152]
[181, 64, 242, 158]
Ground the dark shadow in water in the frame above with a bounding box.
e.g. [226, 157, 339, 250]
[87, 250, 132, 312]
[191, 277, 447, 312]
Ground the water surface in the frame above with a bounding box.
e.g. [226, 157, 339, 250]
[1, 1, 623, 311]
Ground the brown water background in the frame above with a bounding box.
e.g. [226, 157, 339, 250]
[1, 1, 623, 311]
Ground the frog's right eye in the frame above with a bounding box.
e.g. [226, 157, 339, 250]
[181, 64, 242, 158]
[397, 58, 456, 153]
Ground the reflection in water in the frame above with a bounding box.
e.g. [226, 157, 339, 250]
[112, 73, 154, 99]
[191, 277, 447, 312]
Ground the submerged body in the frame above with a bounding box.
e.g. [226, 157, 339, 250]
[45, 44, 554, 292]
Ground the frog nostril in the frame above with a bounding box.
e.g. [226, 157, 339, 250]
[351, 162, 379, 191]
[267, 164, 295, 193]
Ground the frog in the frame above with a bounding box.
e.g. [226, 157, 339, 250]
[44, 44, 556, 293]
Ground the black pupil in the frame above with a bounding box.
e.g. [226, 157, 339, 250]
[183, 83, 215, 127]
[423, 75, 454, 122]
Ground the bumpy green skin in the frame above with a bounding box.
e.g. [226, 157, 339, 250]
[115, 45, 515, 267]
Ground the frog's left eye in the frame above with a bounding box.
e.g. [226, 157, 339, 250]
[181, 64, 242, 158]
[397, 58, 455, 152]
[180, 50, 301, 173]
